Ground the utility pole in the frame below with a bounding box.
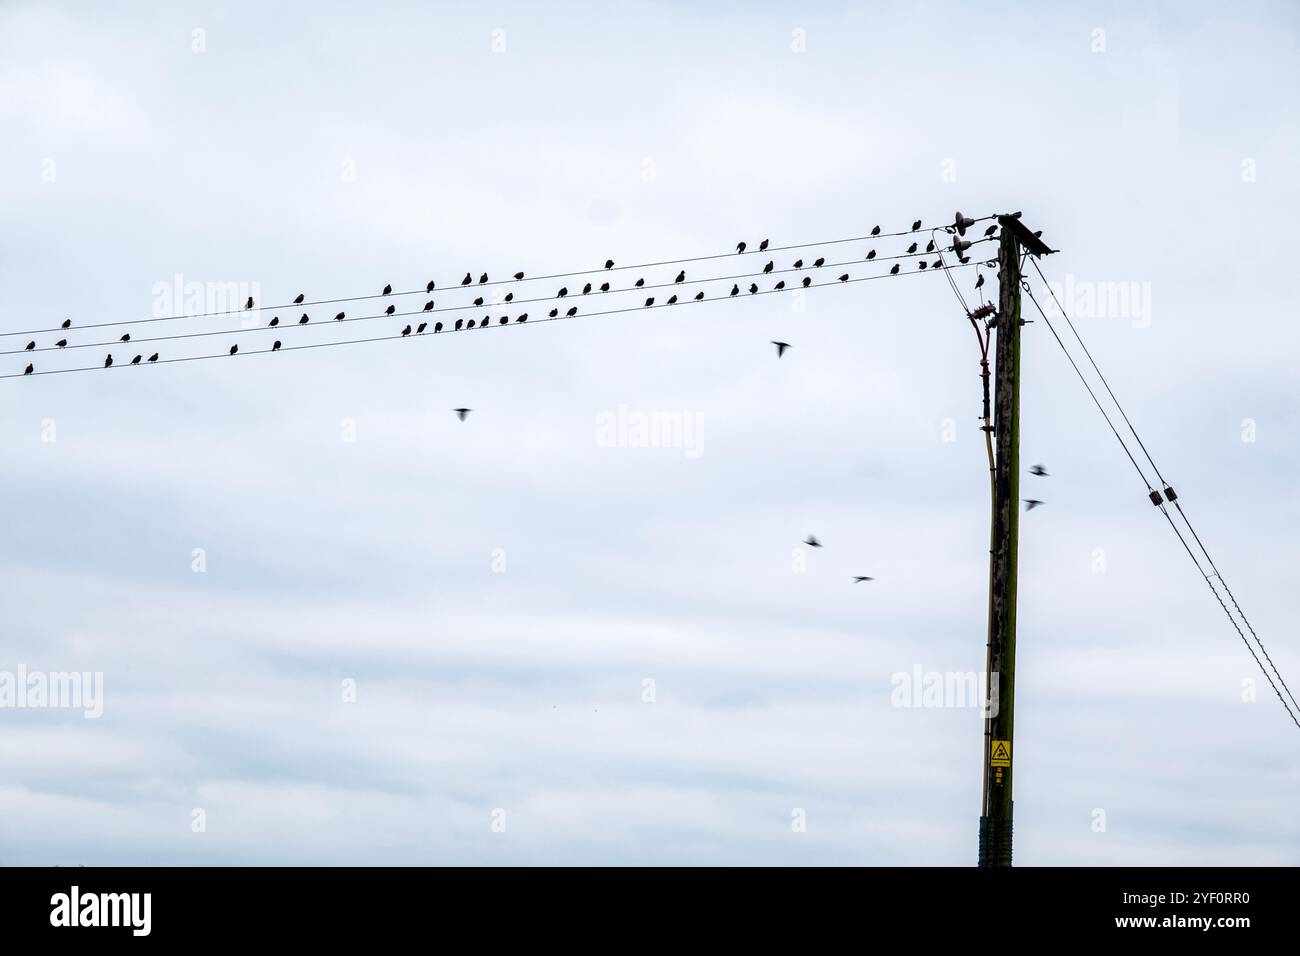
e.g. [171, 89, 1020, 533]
[979, 227, 1022, 867]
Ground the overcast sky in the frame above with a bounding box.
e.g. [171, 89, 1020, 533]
[1, 1, 1297, 865]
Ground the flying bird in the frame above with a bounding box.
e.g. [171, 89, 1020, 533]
[453, 408, 472, 421]
[772, 340, 790, 358]
[803, 535, 822, 548]
[1029, 464, 1049, 477]
[852, 576, 875, 583]
[294, 293, 305, 304]
[1024, 499, 1045, 511]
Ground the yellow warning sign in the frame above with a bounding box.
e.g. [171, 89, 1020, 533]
[990, 740, 1011, 767]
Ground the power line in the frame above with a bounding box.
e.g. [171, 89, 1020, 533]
[4, 239, 997, 358]
[3, 219, 996, 339]
[3, 260, 977, 381]
[1022, 284, 1300, 731]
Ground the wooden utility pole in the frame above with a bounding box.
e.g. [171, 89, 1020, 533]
[979, 228, 1022, 867]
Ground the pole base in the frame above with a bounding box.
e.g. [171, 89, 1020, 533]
[978, 803, 1014, 867]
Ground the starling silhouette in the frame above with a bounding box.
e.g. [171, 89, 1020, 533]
[401, 325, 411, 336]
[666, 295, 677, 305]
[385, 305, 396, 315]
[644, 297, 654, 307]
[549, 308, 559, 317]
[605, 259, 614, 269]
[244, 296, 254, 310]
[730, 284, 739, 296]
[505, 292, 514, 303]
[772, 340, 790, 358]
[479, 273, 488, 284]
[455, 319, 465, 330]
[461, 273, 472, 285]
[926, 240, 936, 252]
[839, 274, 849, 282]
[62, 319, 72, 329]
[294, 293, 305, 304]
[749, 283, 758, 294]
[472, 296, 483, 307]
[674, 270, 685, 283]
[104, 354, 113, 368]
[382, 284, 392, 296]
[635, 278, 645, 288]
[911, 219, 922, 231]
[919, 261, 928, 269]
[890, 264, 900, 275]
[813, 257, 825, 268]
[131, 355, 141, 365]
[984, 224, 997, 237]
[435, 322, 444, 332]
[24, 341, 34, 351]
[517, 314, 528, 322]
[694, 291, 704, 301]
[566, 306, 578, 316]
[423, 301, 435, 311]
[852, 576, 875, 583]
[271, 341, 280, 352]
[582, 283, 591, 295]
[480, 317, 490, 328]
[270, 316, 280, 327]
[510, 271, 523, 281]
[55, 339, 66, 348]
[774, 280, 785, 290]
[759, 239, 769, 251]
[871, 225, 881, 236]
[427, 280, 436, 293]
[229, 345, 238, 356]
[763, 261, 774, 274]
[418, 322, 428, 333]
[498, 317, 508, 325]
[802, 276, 811, 287]
[1024, 499, 1044, 511]
[299, 314, 309, 324]
[599, 282, 610, 293]
[335, 311, 346, 321]
[866, 249, 876, 259]
[736, 241, 747, 253]
[975, 274, 985, 289]
[24, 364, 33, 375]
[803, 535, 822, 548]
[557, 287, 568, 298]
[148, 353, 159, 362]
[907, 242, 918, 254]
[1029, 464, 1049, 477]
[793, 259, 803, 269]
[453, 408, 472, 421]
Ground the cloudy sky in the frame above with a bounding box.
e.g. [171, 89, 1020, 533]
[1, 1, 1297, 865]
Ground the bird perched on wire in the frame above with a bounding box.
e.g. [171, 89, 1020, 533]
[984, 224, 997, 237]
[148, 353, 159, 362]
[730, 284, 739, 296]
[911, 219, 922, 231]
[907, 242, 918, 254]
[54, 339, 65, 348]
[480, 317, 490, 328]
[802, 276, 811, 287]
[453, 408, 472, 421]
[455, 319, 465, 330]
[771, 341, 790, 358]
[131, 355, 141, 365]
[417, 322, 427, 333]
[435, 321, 444, 332]
[736, 241, 747, 253]
[926, 240, 936, 253]
[271, 342, 280, 352]
[604, 259, 614, 270]
[1024, 499, 1044, 511]
[24, 341, 34, 351]
[793, 259, 803, 269]
[385, 305, 396, 315]
[104, 354, 113, 368]
[504, 292, 514, 303]
[871, 225, 881, 236]
[759, 239, 769, 251]
[1029, 464, 1049, 477]
[473, 297, 484, 307]
[24, 364, 33, 375]
[244, 297, 254, 310]
[774, 281, 785, 291]
[270, 316, 280, 327]
[803, 535, 822, 548]
[401, 325, 411, 336]
[334, 311, 346, 321]
[674, 270, 685, 283]
[382, 284, 392, 295]
[120, 334, 130, 342]
[890, 264, 900, 275]
[582, 283, 591, 295]
[644, 297, 654, 307]
[975, 274, 985, 290]
[516, 314, 527, 323]
[299, 314, 309, 324]
[423, 301, 434, 311]
[62, 319, 72, 329]
[763, 261, 774, 274]
[694, 291, 704, 301]
[667, 295, 677, 305]
[839, 274, 849, 282]
[498, 317, 508, 325]
[813, 257, 825, 268]
[549, 308, 558, 317]
[229, 345, 238, 355]
[461, 273, 472, 286]
[748, 283, 759, 294]
[635, 278, 645, 288]
[866, 249, 876, 259]
[566, 306, 578, 317]
[294, 293, 305, 304]
[479, 273, 488, 284]
[427, 280, 436, 293]
[513, 272, 525, 281]
[599, 282, 609, 293]
[557, 287, 568, 298]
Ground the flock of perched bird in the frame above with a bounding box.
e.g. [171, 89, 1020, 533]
[14, 218, 999, 378]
